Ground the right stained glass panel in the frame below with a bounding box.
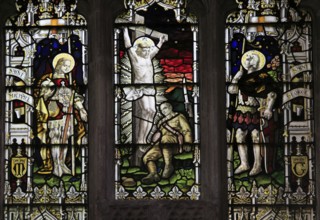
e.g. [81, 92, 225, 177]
[226, 0, 315, 218]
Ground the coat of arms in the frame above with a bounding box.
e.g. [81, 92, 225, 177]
[291, 156, 308, 178]
[11, 156, 27, 178]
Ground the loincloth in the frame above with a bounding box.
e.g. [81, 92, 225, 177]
[123, 86, 156, 101]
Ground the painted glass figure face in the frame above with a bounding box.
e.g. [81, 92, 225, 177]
[245, 54, 259, 71]
[55, 58, 72, 74]
[136, 46, 150, 58]
[61, 60, 72, 73]
[160, 103, 172, 116]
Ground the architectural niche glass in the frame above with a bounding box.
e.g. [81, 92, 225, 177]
[4, 0, 88, 219]
[114, 0, 200, 200]
[226, 0, 314, 218]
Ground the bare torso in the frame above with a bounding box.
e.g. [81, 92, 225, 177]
[129, 48, 154, 83]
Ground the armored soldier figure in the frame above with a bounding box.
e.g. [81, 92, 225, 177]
[228, 50, 278, 176]
[36, 53, 87, 177]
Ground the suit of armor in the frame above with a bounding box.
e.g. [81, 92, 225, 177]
[36, 55, 87, 177]
[228, 51, 278, 176]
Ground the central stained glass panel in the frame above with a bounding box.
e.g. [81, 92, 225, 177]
[114, 0, 200, 200]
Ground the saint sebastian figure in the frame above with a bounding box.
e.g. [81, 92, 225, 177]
[122, 27, 167, 144]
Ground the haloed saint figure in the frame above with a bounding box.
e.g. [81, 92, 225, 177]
[228, 50, 278, 176]
[36, 53, 88, 177]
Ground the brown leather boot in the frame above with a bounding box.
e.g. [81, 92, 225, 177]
[142, 161, 161, 184]
[141, 173, 160, 185]
[162, 164, 174, 178]
[162, 148, 174, 178]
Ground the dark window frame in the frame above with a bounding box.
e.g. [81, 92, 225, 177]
[0, 0, 319, 219]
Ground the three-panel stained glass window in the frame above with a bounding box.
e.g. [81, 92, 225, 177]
[1, 0, 318, 219]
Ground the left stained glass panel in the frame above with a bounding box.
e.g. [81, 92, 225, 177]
[4, 1, 88, 219]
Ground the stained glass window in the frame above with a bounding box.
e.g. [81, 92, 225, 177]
[114, 0, 200, 200]
[226, 0, 314, 218]
[4, 0, 88, 219]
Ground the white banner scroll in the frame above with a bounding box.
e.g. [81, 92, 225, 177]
[6, 92, 34, 107]
[283, 88, 312, 104]
[6, 68, 31, 85]
[290, 63, 312, 79]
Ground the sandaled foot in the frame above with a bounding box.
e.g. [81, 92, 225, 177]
[234, 164, 250, 174]
[141, 173, 160, 185]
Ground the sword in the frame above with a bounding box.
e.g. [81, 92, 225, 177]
[62, 90, 75, 176]
[259, 117, 269, 174]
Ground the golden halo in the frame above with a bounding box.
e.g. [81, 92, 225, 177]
[133, 37, 155, 48]
[241, 50, 266, 71]
[52, 53, 75, 71]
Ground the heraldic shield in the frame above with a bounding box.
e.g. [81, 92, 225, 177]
[11, 156, 27, 178]
[291, 156, 309, 178]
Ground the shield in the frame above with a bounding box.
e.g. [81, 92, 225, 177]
[291, 156, 308, 178]
[11, 156, 27, 178]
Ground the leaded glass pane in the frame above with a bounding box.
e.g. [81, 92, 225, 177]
[226, 0, 314, 218]
[4, 1, 88, 219]
[114, 0, 200, 200]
